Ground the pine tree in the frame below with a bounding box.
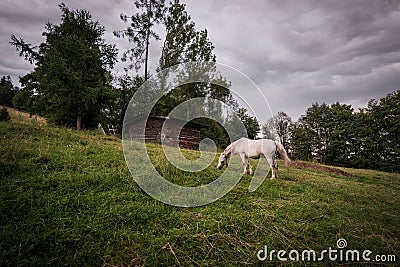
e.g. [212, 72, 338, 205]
[114, 0, 166, 80]
[236, 108, 260, 139]
[0, 76, 17, 107]
[156, 0, 230, 118]
[11, 4, 117, 129]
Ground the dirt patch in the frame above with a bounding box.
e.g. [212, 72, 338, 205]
[288, 161, 353, 177]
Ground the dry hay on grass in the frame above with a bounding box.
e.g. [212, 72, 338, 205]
[288, 161, 353, 177]
[1, 106, 46, 126]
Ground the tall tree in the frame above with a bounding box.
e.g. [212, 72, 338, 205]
[289, 120, 313, 160]
[11, 4, 117, 129]
[237, 107, 260, 140]
[324, 102, 354, 166]
[364, 91, 400, 172]
[262, 118, 275, 140]
[262, 111, 292, 148]
[349, 108, 375, 169]
[114, 0, 166, 80]
[159, 0, 195, 70]
[301, 103, 330, 163]
[156, 1, 230, 119]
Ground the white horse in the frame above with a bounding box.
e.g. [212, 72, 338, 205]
[217, 137, 290, 178]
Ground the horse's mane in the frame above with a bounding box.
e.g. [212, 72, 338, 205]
[224, 143, 233, 156]
[224, 137, 246, 156]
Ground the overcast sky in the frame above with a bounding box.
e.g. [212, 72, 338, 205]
[1, 0, 400, 122]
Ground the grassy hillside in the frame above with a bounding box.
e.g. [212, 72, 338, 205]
[1, 118, 399, 266]
[0, 105, 46, 126]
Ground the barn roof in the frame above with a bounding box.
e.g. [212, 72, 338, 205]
[126, 115, 206, 129]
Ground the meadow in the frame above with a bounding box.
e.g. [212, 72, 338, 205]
[1, 109, 399, 266]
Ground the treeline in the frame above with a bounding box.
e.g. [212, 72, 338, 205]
[263, 90, 400, 173]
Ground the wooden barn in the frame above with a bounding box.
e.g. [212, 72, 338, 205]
[127, 115, 203, 150]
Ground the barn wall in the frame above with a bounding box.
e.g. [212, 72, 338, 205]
[128, 117, 201, 150]
[178, 126, 200, 150]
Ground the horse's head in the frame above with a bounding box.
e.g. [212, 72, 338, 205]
[217, 152, 229, 170]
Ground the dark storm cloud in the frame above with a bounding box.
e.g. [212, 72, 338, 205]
[182, 0, 400, 121]
[1, 0, 400, 122]
[0, 0, 132, 81]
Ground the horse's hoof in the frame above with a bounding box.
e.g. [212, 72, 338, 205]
[270, 177, 276, 179]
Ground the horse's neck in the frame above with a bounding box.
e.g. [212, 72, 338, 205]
[224, 144, 233, 156]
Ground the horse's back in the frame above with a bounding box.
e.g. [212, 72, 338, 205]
[233, 138, 274, 158]
[259, 138, 275, 147]
[236, 138, 275, 148]
[260, 139, 276, 151]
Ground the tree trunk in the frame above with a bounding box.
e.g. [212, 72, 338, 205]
[144, 30, 149, 80]
[77, 114, 82, 130]
[144, 0, 151, 81]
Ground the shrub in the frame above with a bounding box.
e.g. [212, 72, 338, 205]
[0, 106, 11, 121]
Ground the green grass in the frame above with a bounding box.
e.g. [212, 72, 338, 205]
[1, 120, 399, 266]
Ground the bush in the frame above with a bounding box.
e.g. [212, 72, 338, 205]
[0, 106, 11, 121]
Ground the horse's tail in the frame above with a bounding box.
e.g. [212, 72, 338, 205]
[276, 142, 291, 168]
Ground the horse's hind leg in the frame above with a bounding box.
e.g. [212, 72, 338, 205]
[267, 156, 278, 179]
[273, 157, 278, 178]
[273, 162, 278, 178]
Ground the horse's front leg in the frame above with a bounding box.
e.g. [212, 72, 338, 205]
[248, 160, 253, 176]
[240, 154, 248, 175]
